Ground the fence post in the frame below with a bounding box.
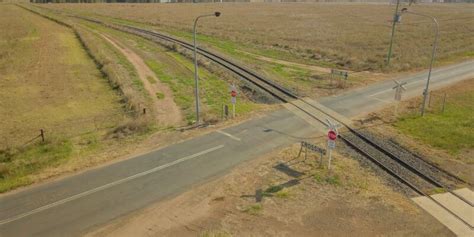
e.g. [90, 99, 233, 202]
[442, 93, 447, 113]
[93, 118, 98, 131]
[40, 129, 45, 143]
[224, 105, 229, 119]
[222, 104, 225, 120]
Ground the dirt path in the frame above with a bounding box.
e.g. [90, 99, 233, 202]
[101, 34, 182, 126]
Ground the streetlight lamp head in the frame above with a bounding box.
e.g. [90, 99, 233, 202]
[215, 12, 221, 17]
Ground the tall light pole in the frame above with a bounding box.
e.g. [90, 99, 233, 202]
[386, 0, 401, 66]
[400, 8, 439, 116]
[193, 12, 221, 125]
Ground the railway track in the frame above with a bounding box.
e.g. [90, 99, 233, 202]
[27, 7, 472, 228]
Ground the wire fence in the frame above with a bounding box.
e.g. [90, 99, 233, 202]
[0, 110, 147, 151]
[399, 90, 450, 116]
[427, 91, 448, 114]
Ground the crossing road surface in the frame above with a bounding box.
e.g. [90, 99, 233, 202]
[0, 61, 472, 236]
[320, 60, 473, 117]
[0, 110, 319, 237]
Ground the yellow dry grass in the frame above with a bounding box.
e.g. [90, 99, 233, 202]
[0, 4, 124, 147]
[40, 3, 474, 72]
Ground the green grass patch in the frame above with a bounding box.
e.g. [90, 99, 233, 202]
[313, 172, 342, 186]
[155, 92, 165, 100]
[200, 230, 232, 237]
[275, 189, 291, 199]
[168, 28, 336, 69]
[242, 203, 263, 215]
[325, 175, 342, 186]
[265, 185, 284, 193]
[394, 90, 474, 154]
[145, 59, 195, 124]
[146, 76, 157, 84]
[146, 51, 257, 124]
[0, 125, 159, 193]
[431, 187, 446, 194]
[0, 139, 73, 192]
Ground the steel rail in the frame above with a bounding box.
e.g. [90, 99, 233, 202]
[73, 15, 296, 103]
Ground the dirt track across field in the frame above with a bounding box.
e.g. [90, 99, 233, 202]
[101, 34, 182, 126]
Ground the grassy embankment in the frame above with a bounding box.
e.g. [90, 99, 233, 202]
[0, 5, 153, 192]
[394, 80, 474, 156]
[386, 79, 474, 183]
[76, 18, 260, 124]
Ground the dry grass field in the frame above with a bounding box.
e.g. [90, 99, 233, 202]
[41, 3, 474, 72]
[0, 4, 126, 145]
[0, 4, 264, 192]
[0, 4, 127, 191]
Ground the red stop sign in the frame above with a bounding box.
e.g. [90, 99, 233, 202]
[328, 130, 337, 141]
[231, 90, 237, 97]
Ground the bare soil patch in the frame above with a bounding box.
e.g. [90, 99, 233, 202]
[86, 139, 452, 236]
[100, 34, 183, 126]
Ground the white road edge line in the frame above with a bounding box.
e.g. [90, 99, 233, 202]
[0, 144, 225, 226]
[370, 96, 391, 104]
[369, 88, 392, 97]
[216, 130, 241, 141]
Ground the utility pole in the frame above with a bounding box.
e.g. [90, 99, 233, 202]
[386, 0, 401, 66]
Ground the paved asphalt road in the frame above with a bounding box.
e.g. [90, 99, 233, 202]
[320, 60, 473, 117]
[0, 61, 472, 236]
[0, 110, 319, 237]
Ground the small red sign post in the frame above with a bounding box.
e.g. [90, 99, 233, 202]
[328, 130, 337, 141]
[327, 129, 337, 174]
[230, 85, 237, 118]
